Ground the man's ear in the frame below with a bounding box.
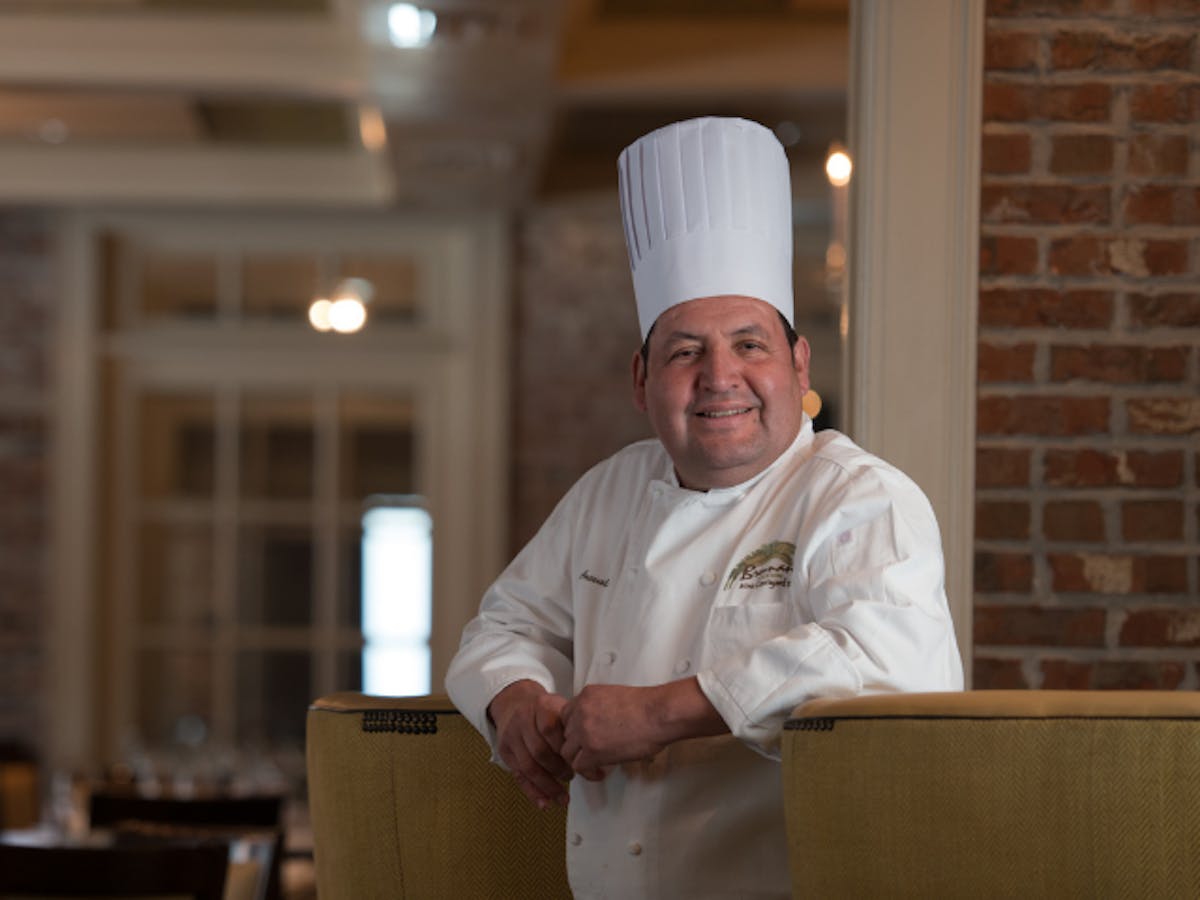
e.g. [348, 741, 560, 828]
[792, 336, 812, 395]
[631, 350, 648, 413]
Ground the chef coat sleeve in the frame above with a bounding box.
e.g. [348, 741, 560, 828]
[444, 486, 578, 759]
[696, 464, 964, 760]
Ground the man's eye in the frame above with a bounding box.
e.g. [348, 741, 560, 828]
[739, 341, 765, 352]
[670, 348, 699, 361]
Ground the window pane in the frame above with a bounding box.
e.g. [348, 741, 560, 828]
[361, 503, 432, 696]
[237, 525, 313, 626]
[236, 651, 310, 745]
[339, 394, 415, 500]
[139, 521, 214, 626]
[336, 255, 419, 322]
[242, 254, 320, 322]
[363, 646, 430, 696]
[137, 648, 212, 746]
[139, 393, 215, 500]
[140, 248, 218, 321]
[240, 395, 314, 500]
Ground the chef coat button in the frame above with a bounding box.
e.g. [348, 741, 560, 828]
[603, 651, 617, 665]
[627, 842, 642, 856]
[569, 833, 582, 846]
[674, 658, 691, 675]
[699, 571, 717, 586]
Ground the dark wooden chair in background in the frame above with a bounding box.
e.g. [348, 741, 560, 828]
[0, 841, 229, 900]
[89, 792, 283, 831]
[88, 791, 285, 900]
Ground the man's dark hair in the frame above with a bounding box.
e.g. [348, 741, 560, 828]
[639, 309, 799, 366]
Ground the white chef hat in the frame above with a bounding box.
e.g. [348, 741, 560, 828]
[618, 116, 794, 340]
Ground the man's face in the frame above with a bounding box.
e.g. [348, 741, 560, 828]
[632, 295, 811, 491]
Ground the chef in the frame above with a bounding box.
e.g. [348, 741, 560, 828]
[445, 116, 963, 899]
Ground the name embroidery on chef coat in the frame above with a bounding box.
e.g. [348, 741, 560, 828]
[723, 541, 795, 590]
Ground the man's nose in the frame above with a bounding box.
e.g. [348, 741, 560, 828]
[699, 346, 740, 391]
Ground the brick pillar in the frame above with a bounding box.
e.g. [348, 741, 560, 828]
[0, 211, 53, 750]
[975, 0, 1199, 688]
[511, 196, 651, 553]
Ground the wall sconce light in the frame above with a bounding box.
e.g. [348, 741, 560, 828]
[308, 278, 373, 335]
[825, 148, 852, 187]
[825, 144, 852, 289]
[308, 298, 333, 332]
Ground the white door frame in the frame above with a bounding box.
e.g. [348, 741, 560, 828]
[848, 0, 983, 680]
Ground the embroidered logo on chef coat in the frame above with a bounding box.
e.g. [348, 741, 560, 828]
[723, 541, 795, 590]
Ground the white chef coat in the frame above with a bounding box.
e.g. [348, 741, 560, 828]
[446, 419, 963, 899]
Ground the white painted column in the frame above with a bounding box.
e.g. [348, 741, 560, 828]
[847, 0, 985, 679]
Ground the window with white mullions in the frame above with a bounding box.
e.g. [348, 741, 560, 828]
[54, 210, 508, 778]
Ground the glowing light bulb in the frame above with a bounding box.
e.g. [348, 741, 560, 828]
[308, 298, 333, 332]
[388, 3, 437, 48]
[825, 150, 852, 187]
[329, 297, 367, 334]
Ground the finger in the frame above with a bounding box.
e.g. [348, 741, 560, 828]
[501, 708, 571, 785]
[512, 744, 570, 807]
[512, 773, 557, 809]
[534, 704, 567, 754]
[512, 761, 566, 809]
[523, 765, 567, 807]
[559, 699, 576, 727]
[527, 732, 574, 783]
[561, 737, 579, 766]
[566, 743, 605, 782]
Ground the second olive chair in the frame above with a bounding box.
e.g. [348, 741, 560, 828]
[784, 690, 1200, 899]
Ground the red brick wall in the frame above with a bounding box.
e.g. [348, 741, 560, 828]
[975, 0, 1200, 689]
[0, 211, 52, 749]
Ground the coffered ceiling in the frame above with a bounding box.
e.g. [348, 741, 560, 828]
[0, 0, 848, 207]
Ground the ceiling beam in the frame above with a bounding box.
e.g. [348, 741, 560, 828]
[559, 19, 847, 100]
[0, 12, 367, 98]
[0, 143, 394, 206]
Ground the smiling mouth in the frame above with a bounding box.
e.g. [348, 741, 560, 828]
[696, 408, 753, 419]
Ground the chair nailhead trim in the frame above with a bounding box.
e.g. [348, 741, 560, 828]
[786, 718, 836, 732]
[362, 710, 439, 735]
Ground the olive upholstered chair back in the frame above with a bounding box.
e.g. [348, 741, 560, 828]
[306, 692, 570, 900]
[784, 690, 1200, 899]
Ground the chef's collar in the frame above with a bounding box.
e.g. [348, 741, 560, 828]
[654, 415, 816, 506]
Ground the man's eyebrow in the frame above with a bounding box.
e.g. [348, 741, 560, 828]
[729, 323, 769, 338]
[661, 323, 768, 344]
